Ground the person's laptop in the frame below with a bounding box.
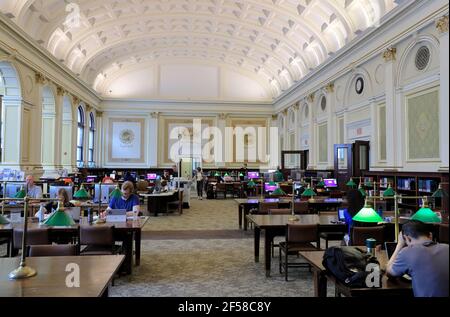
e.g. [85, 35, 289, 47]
[384, 242, 412, 281]
[106, 209, 127, 222]
[66, 207, 81, 222]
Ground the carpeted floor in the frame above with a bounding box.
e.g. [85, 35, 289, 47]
[110, 197, 337, 297]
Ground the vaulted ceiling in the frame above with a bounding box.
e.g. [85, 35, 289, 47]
[0, 0, 397, 100]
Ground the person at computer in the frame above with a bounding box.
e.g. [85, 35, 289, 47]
[195, 167, 204, 200]
[26, 175, 43, 199]
[104, 181, 141, 217]
[162, 170, 171, 181]
[102, 174, 114, 184]
[387, 220, 449, 297]
[44, 188, 74, 214]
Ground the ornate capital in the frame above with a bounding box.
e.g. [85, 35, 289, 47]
[382, 47, 397, 62]
[56, 86, 65, 96]
[293, 102, 300, 111]
[95, 111, 103, 118]
[282, 108, 288, 115]
[35, 73, 46, 85]
[72, 95, 80, 106]
[86, 104, 92, 112]
[325, 83, 335, 93]
[307, 93, 315, 103]
[436, 15, 449, 34]
[150, 112, 159, 119]
[271, 114, 278, 121]
[218, 113, 228, 120]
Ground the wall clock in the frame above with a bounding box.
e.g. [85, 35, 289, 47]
[355, 77, 364, 95]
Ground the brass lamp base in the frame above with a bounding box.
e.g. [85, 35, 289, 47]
[9, 264, 37, 280]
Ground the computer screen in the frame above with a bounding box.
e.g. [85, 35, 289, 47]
[293, 182, 303, 190]
[110, 174, 116, 180]
[147, 173, 158, 180]
[324, 179, 338, 188]
[338, 208, 347, 221]
[5, 183, 26, 198]
[94, 184, 117, 203]
[86, 175, 97, 183]
[248, 172, 259, 179]
[264, 182, 278, 192]
[49, 186, 73, 200]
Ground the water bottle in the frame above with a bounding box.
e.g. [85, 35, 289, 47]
[344, 234, 350, 246]
[37, 205, 45, 223]
[366, 238, 377, 257]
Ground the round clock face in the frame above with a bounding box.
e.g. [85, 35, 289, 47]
[355, 77, 364, 95]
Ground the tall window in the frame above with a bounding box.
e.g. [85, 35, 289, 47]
[77, 106, 84, 167]
[88, 112, 95, 167]
[0, 95, 3, 163]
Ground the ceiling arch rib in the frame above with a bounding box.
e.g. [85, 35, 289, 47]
[0, 0, 397, 99]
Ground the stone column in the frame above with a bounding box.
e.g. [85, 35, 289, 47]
[437, 15, 449, 170]
[307, 93, 316, 170]
[148, 112, 159, 167]
[325, 83, 336, 170]
[95, 110, 103, 168]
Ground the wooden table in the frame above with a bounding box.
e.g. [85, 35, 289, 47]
[246, 214, 346, 277]
[299, 249, 413, 297]
[0, 255, 124, 297]
[140, 191, 178, 216]
[307, 198, 346, 213]
[0, 217, 149, 275]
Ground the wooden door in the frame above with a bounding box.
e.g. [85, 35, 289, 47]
[334, 144, 352, 191]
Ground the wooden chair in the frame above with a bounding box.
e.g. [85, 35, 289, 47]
[80, 226, 121, 255]
[13, 228, 50, 256]
[258, 202, 279, 214]
[294, 201, 309, 214]
[268, 209, 292, 215]
[215, 183, 227, 199]
[318, 211, 346, 249]
[279, 224, 320, 281]
[351, 226, 385, 246]
[29, 244, 78, 257]
[0, 238, 11, 257]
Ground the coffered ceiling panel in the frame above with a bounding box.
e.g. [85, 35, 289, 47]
[0, 0, 397, 100]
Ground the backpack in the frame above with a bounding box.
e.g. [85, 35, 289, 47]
[322, 246, 380, 288]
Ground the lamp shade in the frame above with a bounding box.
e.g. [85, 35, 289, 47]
[411, 207, 441, 223]
[73, 185, 90, 200]
[247, 180, 256, 188]
[0, 214, 10, 224]
[383, 184, 396, 197]
[239, 172, 244, 177]
[346, 179, 357, 188]
[43, 203, 75, 226]
[271, 188, 286, 196]
[268, 181, 277, 187]
[432, 184, 448, 198]
[110, 186, 122, 199]
[353, 201, 383, 223]
[224, 173, 230, 177]
[317, 180, 325, 188]
[14, 187, 26, 199]
[214, 172, 220, 177]
[358, 186, 367, 197]
[364, 180, 373, 187]
[301, 186, 317, 197]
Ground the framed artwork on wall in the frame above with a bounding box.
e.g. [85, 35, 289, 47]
[108, 118, 146, 163]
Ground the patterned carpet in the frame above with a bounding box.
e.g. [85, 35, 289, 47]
[110, 197, 337, 297]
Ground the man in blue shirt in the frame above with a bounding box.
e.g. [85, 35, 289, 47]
[387, 220, 449, 297]
[105, 181, 141, 217]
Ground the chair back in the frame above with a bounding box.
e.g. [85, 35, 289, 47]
[136, 180, 149, 192]
[259, 202, 278, 214]
[13, 228, 49, 249]
[29, 244, 78, 257]
[268, 209, 291, 215]
[80, 225, 114, 247]
[286, 224, 319, 245]
[352, 226, 384, 246]
[294, 201, 309, 214]
[216, 183, 226, 190]
[439, 223, 449, 244]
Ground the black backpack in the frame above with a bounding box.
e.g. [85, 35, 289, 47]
[322, 246, 380, 288]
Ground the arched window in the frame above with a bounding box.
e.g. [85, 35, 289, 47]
[77, 106, 84, 167]
[88, 112, 95, 166]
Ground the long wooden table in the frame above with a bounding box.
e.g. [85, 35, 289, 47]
[0, 255, 124, 297]
[246, 214, 346, 277]
[0, 217, 149, 275]
[299, 249, 413, 297]
[140, 191, 179, 217]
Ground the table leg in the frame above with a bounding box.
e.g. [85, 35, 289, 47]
[238, 204, 243, 229]
[135, 229, 141, 266]
[264, 231, 273, 277]
[122, 232, 134, 275]
[244, 207, 249, 231]
[254, 226, 260, 263]
[313, 269, 328, 297]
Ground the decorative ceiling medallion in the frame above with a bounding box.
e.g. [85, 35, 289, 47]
[119, 129, 135, 145]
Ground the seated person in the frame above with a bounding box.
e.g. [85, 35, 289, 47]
[45, 188, 74, 214]
[104, 181, 141, 217]
[160, 180, 169, 192]
[102, 174, 114, 184]
[387, 220, 449, 297]
[26, 175, 43, 199]
[161, 170, 171, 181]
[123, 172, 136, 184]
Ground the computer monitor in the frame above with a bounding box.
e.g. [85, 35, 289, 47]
[5, 183, 26, 198]
[49, 186, 73, 200]
[338, 208, 347, 222]
[94, 184, 117, 203]
[324, 179, 338, 188]
[110, 174, 116, 180]
[86, 175, 97, 183]
[264, 182, 278, 192]
[147, 173, 158, 180]
[247, 172, 260, 179]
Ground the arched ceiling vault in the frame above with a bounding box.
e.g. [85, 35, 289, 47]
[0, 0, 397, 100]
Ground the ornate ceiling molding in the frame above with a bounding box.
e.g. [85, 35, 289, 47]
[382, 47, 397, 62]
[436, 15, 449, 34]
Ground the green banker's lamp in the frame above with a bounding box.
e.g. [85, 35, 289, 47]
[383, 183, 396, 197]
[271, 187, 286, 196]
[353, 198, 383, 223]
[411, 197, 441, 223]
[346, 178, 357, 188]
[214, 172, 220, 177]
[358, 184, 367, 197]
[14, 186, 26, 199]
[432, 184, 448, 198]
[316, 179, 325, 188]
[43, 201, 75, 227]
[110, 185, 123, 199]
[73, 184, 90, 200]
[247, 180, 256, 188]
[301, 185, 317, 198]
